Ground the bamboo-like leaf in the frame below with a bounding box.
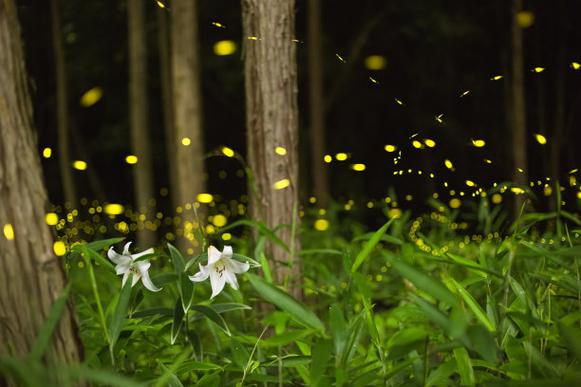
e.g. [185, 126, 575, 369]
[28, 288, 70, 361]
[449, 278, 496, 332]
[190, 305, 231, 336]
[167, 243, 185, 274]
[247, 273, 324, 332]
[171, 297, 185, 345]
[108, 275, 133, 350]
[386, 252, 460, 308]
[351, 219, 393, 273]
[453, 347, 475, 386]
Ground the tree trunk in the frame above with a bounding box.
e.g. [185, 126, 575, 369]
[0, 0, 82, 365]
[510, 0, 528, 213]
[242, 0, 302, 299]
[170, 0, 205, 253]
[157, 8, 179, 217]
[50, 0, 76, 208]
[307, 0, 329, 208]
[128, 0, 156, 247]
[550, 3, 566, 194]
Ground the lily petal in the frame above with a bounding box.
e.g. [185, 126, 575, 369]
[108, 247, 131, 265]
[207, 245, 222, 265]
[222, 245, 233, 259]
[189, 264, 210, 282]
[132, 247, 154, 260]
[115, 262, 130, 275]
[209, 264, 227, 298]
[224, 270, 239, 290]
[226, 258, 250, 274]
[137, 262, 161, 292]
[131, 271, 142, 287]
[122, 242, 133, 256]
[121, 271, 130, 288]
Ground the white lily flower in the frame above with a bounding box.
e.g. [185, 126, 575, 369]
[107, 242, 161, 292]
[189, 245, 250, 298]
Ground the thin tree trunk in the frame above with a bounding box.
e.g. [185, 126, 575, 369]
[307, 0, 329, 207]
[128, 0, 156, 247]
[242, 0, 302, 299]
[170, 0, 205, 252]
[550, 4, 566, 192]
[50, 0, 76, 208]
[510, 0, 528, 212]
[0, 0, 82, 366]
[157, 8, 179, 216]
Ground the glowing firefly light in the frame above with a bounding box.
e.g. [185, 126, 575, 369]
[532, 67, 545, 73]
[365, 55, 386, 70]
[534, 133, 547, 145]
[314, 219, 329, 231]
[53, 241, 66, 256]
[511, 187, 525, 195]
[412, 140, 423, 149]
[491, 75, 503, 81]
[125, 155, 138, 164]
[335, 53, 346, 63]
[211, 21, 226, 28]
[351, 163, 366, 171]
[435, 114, 444, 123]
[213, 40, 237, 56]
[181, 137, 191, 146]
[424, 139, 436, 148]
[197, 193, 214, 203]
[80, 87, 103, 107]
[384, 144, 397, 153]
[472, 139, 486, 147]
[222, 146, 235, 157]
[275, 146, 287, 156]
[72, 160, 87, 170]
[444, 159, 454, 170]
[324, 155, 332, 163]
[465, 180, 476, 187]
[155, 0, 166, 8]
[571, 62, 581, 70]
[460, 90, 470, 97]
[42, 147, 52, 158]
[3, 224, 14, 240]
[104, 204, 124, 215]
[335, 153, 348, 161]
[394, 98, 404, 106]
[273, 179, 290, 190]
[369, 76, 379, 84]
[45, 213, 59, 226]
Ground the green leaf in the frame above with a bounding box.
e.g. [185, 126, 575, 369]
[78, 244, 115, 272]
[85, 237, 126, 252]
[385, 252, 460, 308]
[453, 347, 475, 386]
[108, 275, 133, 350]
[190, 305, 231, 336]
[179, 273, 194, 313]
[558, 322, 581, 360]
[171, 297, 185, 345]
[329, 304, 347, 360]
[28, 288, 70, 361]
[310, 339, 333, 386]
[168, 243, 185, 274]
[247, 273, 325, 332]
[449, 278, 496, 332]
[351, 219, 393, 273]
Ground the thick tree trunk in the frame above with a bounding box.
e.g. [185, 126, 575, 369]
[128, 0, 156, 247]
[50, 0, 76, 207]
[307, 0, 329, 207]
[242, 0, 302, 298]
[0, 0, 82, 364]
[157, 8, 179, 216]
[510, 0, 528, 212]
[170, 0, 205, 253]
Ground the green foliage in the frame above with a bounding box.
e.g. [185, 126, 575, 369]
[5, 204, 581, 386]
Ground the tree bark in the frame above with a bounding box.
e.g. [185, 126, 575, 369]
[307, 0, 329, 208]
[50, 0, 77, 208]
[0, 0, 82, 364]
[510, 0, 528, 212]
[170, 0, 206, 253]
[128, 0, 156, 247]
[157, 8, 179, 217]
[242, 0, 302, 298]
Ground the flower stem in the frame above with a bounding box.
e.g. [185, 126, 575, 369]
[85, 254, 114, 365]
